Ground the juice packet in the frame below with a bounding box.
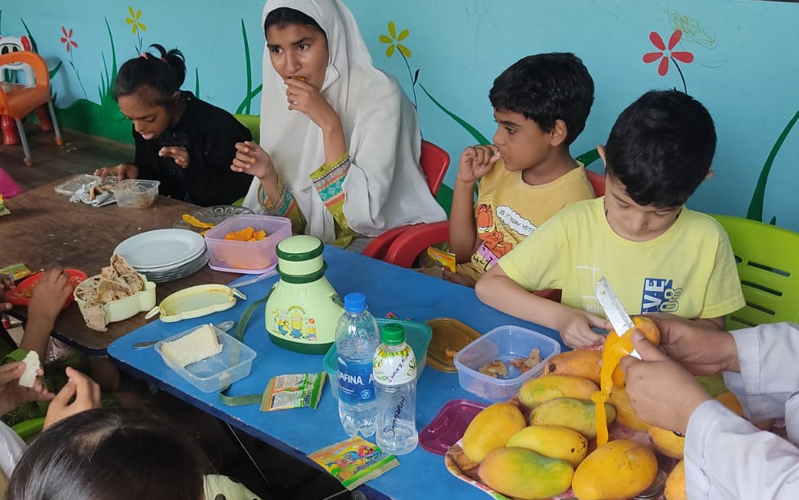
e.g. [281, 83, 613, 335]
[308, 436, 399, 490]
[260, 372, 326, 411]
[427, 246, 456, 272]
[0, 194, 9, 217]
[0, 263, 33, 281]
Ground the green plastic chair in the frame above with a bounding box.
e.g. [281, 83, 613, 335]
[712, 214, 799, 329]
[233, 113, 260, 145]
[12, 416, 45, 443]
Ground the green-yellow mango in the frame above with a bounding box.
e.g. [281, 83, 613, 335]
[529, 397, 615, 440]
[506, 425, 588, 467]
[479, 447, 573, 499]
[518, 375, 599, 409]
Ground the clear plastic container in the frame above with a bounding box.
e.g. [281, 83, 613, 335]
[156, 324, 257, 393]
[204, 214, 292, 273]
[324, 318, 432, 399]
[454, 325, 561, 402]
[111, 179, 160, 208]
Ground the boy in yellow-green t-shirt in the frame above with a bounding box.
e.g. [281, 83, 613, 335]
[446, 53, 596, 287]
[476, 90, 745, 348]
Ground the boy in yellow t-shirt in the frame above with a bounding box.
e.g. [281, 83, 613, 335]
[445, 53, 596, 287]
[476, 90, 745, 348]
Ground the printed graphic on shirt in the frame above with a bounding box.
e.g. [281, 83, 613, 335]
[472, 204, 536, 271]
[641, 278, 682, 313]
[577, 265, 604, 314]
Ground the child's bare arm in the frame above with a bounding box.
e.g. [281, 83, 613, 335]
[475, 264, 606, 348]
[449, 146, 500, 262]
[23, 269, 74, 361]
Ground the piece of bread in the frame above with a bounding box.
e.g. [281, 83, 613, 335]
[160, 324, 223, 368]
[83, 301, 108, 332]
[18, 351, 41, 388]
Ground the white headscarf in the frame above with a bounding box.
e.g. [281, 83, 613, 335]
[243, 0, 445, 243]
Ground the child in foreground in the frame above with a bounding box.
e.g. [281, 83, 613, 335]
[95, 44, 252, 206]
[476, 90, 745, 347]
[445, 53, 596, 288]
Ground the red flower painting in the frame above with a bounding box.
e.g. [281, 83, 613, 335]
[643, 30, 693, 93]
[60, 27, 78, 52]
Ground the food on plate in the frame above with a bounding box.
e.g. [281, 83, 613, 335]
[477, 348, 542, 379]
[479, 359, 508, 378]
[74, 255, 145, 332]
[478, 447, 573, 500]
[182, 213, 215, 229]
[529, 397, 615, 440]
[572, 439, 658, 500]
[89, 183, 113, 201]
[160, 324, 223, 368]
[505, 425, 588, 468]
[18, 351, 41, 388]
[461, 402, 526, 464]
[223, 226, 267, 242]
[543, 349, 602, 385]
[517, 375, 598, 409]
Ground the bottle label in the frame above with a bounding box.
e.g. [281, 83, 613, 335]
[337, 358, 375, 404]
[373, 345, 416, 386]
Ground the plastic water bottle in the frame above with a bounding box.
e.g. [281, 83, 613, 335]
[336, 292, 379, 437]
[373, 323, 418, 455]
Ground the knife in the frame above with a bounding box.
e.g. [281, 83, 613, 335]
[595, 277, 640, 359]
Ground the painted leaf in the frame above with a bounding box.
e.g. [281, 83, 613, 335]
[672, 51, 693, 63]
[398, 29, 409, 41]
[667, 30, 682, 50]
[386, 44, 395, 57]
[388, 21, 396, 39]
[398, 44, 411, 58]
[649, 31, 665, 50]
[413, 68, 420, 85]
[642, 52, 662, 63]
[379, 35, 392, 44]
[657, 56, 669, 76]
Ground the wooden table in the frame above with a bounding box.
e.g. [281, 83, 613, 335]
[1, 178, 241, 355]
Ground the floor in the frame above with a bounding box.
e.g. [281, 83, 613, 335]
[1, 124, 350, 500]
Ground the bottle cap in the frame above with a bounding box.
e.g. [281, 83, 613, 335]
[381, 323, 405, 346]
[343, 292, 366, 313]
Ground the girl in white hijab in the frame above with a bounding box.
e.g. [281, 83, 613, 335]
[233, 0, 445, 248]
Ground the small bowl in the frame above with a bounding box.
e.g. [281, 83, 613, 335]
[6, 269, 88, 309]
[111, 179, 160, 208]
[73, 274, 156, 328]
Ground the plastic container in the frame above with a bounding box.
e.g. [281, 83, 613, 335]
[419, 399, 487, 455]
[73, 274, 157, 329]
[156, 324, 257, 393]
[111, 179, 160, 208]
[426, 318, 481, 373]
[204, 214, 292, 273]
[324, 318, 432, 399]
[6, 269, 87, 309]
[454, 325, 561, 402]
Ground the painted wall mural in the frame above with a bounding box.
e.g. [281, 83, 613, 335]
[1, 0, 798, 230]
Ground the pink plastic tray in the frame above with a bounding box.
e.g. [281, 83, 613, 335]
[419, 399, 487, 455]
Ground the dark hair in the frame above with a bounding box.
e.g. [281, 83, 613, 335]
[7, 408, 211, 500]
[114, 44, 186, 105]
[489, 53, 594, 146]
[604, 89, 717, 208]
[264, 7, 325, 37]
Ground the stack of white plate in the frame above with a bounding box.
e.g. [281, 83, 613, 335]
[114, 229, 209, 283]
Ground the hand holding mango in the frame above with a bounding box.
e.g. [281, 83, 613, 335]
[605, 316, 661, 387]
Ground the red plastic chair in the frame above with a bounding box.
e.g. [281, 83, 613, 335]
[361, 140, 450, 259]
[383, 169, 606, 268]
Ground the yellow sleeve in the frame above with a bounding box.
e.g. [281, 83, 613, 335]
[699, 229, 747, 318]
[310, 154, 357, 247]
[497, 215, 566, 291]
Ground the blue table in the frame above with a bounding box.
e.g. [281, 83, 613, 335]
[108, 246, 563, 500]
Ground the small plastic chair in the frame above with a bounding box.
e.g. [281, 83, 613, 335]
[0, 51, 63, 166]
[233, 113, 260, 144]
[711, 214, 799, 329]
[361, 140, 450, 260]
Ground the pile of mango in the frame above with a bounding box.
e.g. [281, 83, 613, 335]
[459, 349, 743, 500]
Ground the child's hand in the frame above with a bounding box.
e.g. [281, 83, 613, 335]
[457, 145, 501, 184]
[44, 367, 101, 429]
[557, 311, 607, 348]
[0, 362, 54, 417]
[0, 274, 15, 312]
[94, 163, 138, 182]
[231, 142, 277, 182]
[28, 268, 74, 326]
[158, 146, 190, 168]
[285, 78, 339, 130]
[620, 332, 712, 434]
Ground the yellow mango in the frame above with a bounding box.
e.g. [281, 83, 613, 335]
[665, 460, 686, 500]
[648, 426, 685, 459]
[506, 425, 588, 467]
[572, 439, 658, 500]
[607, 387, 650, 432]
[462, 402, 526, 463]
[715, 391, 744, 416]
[543, 349, 602, 385]
[479, 447, 573, 500]
[518, 375, 599, 409]
[529, 397, 615, 440]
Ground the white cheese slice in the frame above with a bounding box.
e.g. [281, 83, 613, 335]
[160, 324, 223, 368]
[18, 351, 41, 388]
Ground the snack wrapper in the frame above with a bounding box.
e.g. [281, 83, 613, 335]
[0, 263, 33, 281]
[427, 247, 457, 272]
[308, 436, 399, 490]
[70, 179, 117, 207]
[260, 372, 326, 411]
[0, 194, 9, 217]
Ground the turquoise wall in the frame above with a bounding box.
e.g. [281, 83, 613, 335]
[2, 0, 798, 229]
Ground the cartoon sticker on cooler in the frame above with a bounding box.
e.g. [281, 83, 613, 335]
[272, 305, 321, 341]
